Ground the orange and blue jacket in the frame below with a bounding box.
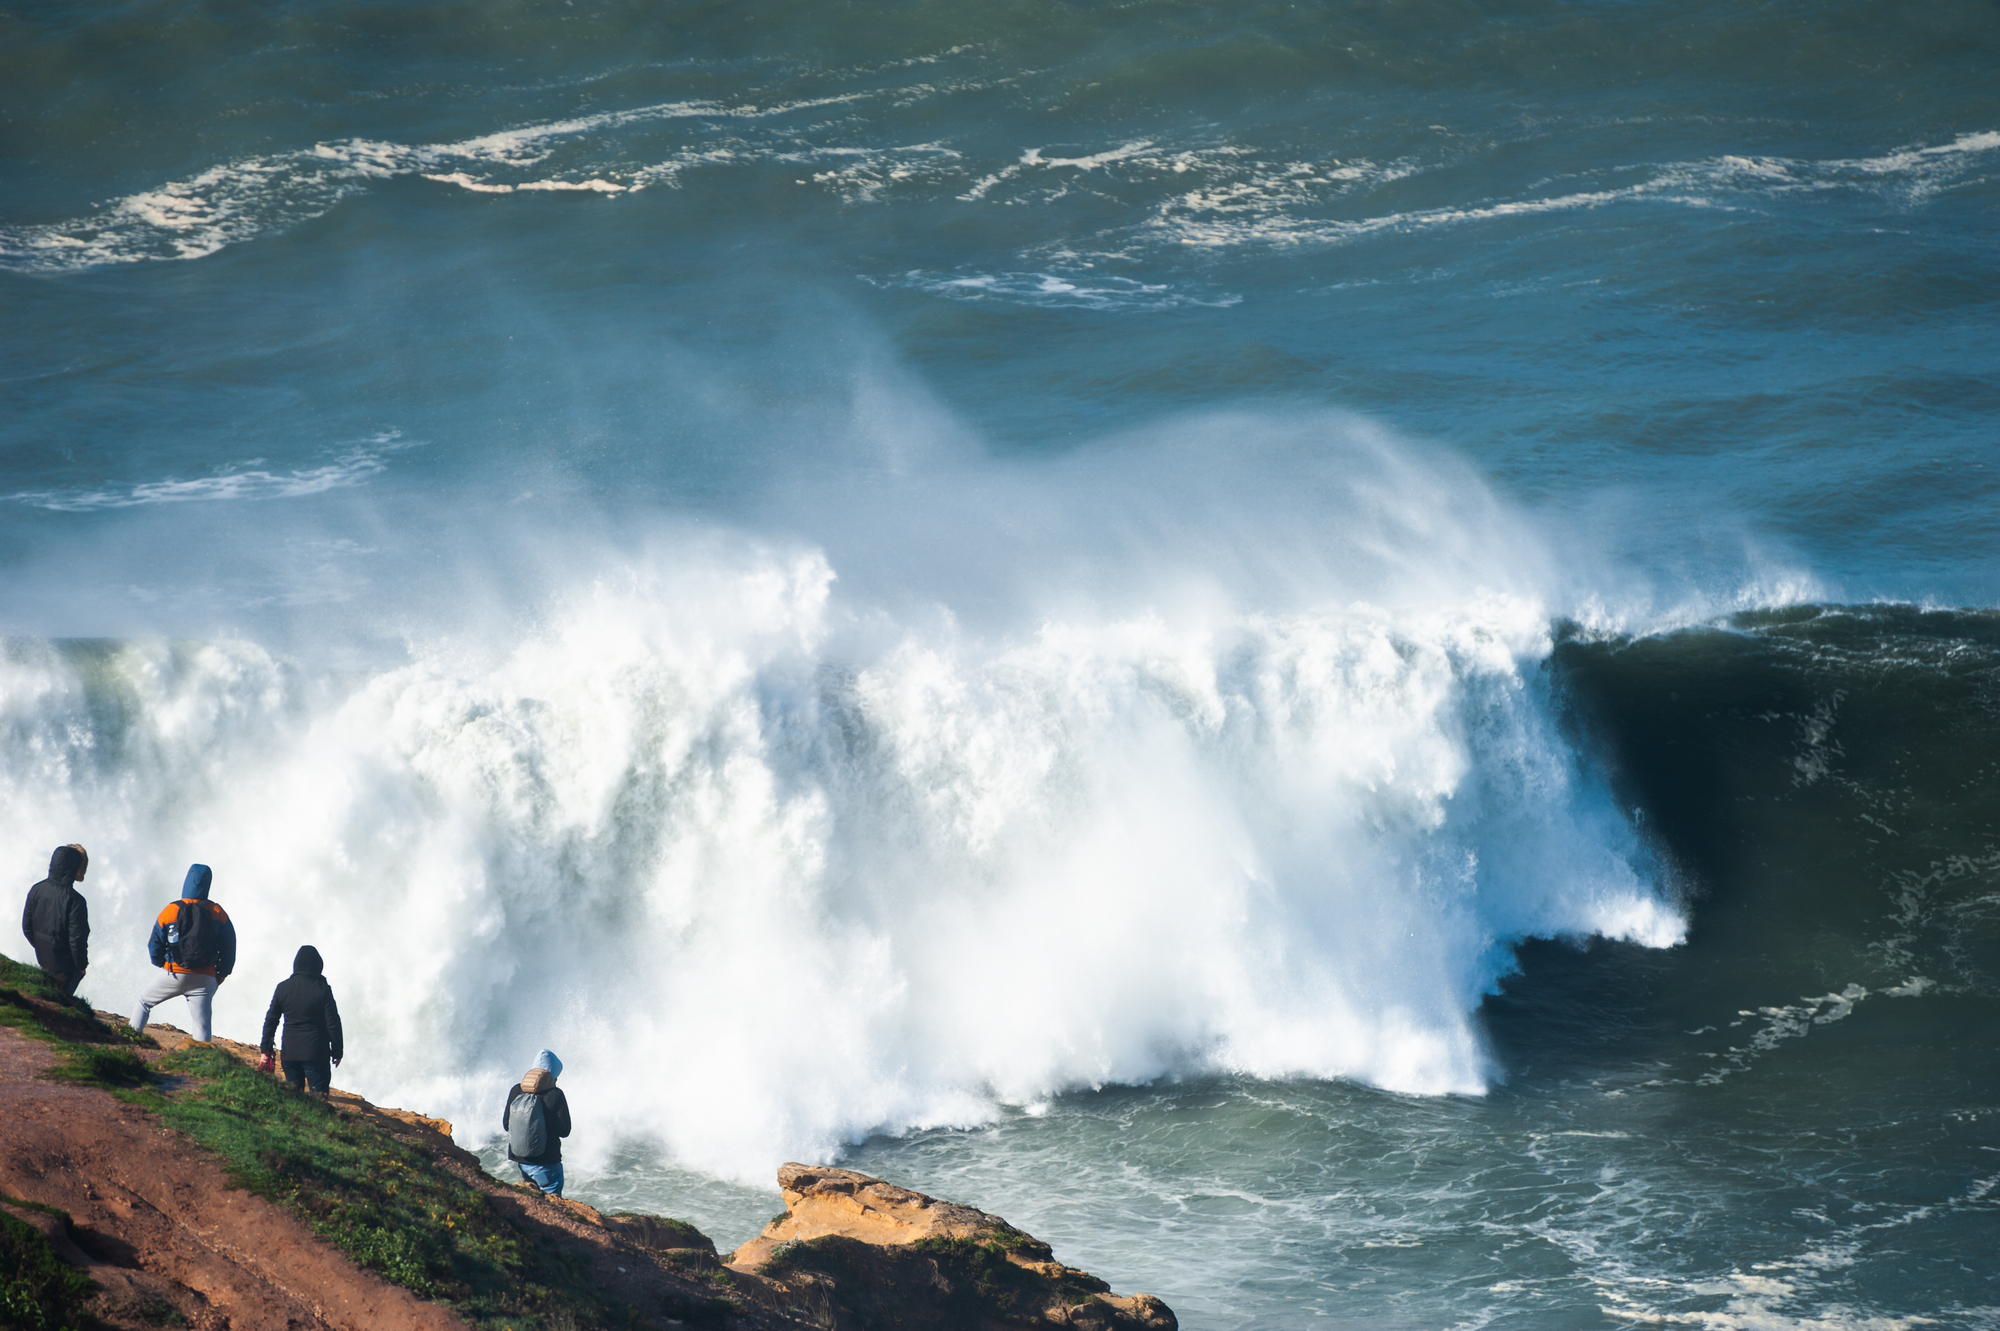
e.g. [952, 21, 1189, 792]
[146, 864, 236, 978]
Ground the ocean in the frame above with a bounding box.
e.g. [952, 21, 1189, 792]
[4, 1, 1998, 1325]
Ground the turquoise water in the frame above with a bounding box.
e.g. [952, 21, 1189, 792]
[6, 3, 1999, 1326]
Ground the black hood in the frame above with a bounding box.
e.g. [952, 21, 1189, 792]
[46, 845, 83, 884]
[293, 946, 324, 976]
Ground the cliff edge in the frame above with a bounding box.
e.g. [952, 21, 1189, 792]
[0, 957, 1174, 1331]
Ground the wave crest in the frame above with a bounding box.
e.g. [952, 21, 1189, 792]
[0, 548, 1679, 1179]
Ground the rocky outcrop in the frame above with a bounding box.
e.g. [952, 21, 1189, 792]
[727, 1164, 1177, 1331]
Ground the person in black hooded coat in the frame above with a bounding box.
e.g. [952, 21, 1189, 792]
[260, 946, 344, 1094]
[21, 845, 90, 998]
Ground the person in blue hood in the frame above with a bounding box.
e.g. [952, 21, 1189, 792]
[502, 1049, 572, 1197]
[132, 864, 236, 1044]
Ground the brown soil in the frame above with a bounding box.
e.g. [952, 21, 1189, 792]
[0, 1022, 464, 1331]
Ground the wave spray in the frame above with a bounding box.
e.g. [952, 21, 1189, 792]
[0, 410, 1683, 1181]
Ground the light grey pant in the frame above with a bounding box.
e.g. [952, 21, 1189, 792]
[133, 970, 219, 1041]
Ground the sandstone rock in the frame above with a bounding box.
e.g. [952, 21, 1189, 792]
[728, 1164, 1176, 1330]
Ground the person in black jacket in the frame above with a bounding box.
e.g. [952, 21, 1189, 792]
[21, 845, 90, 998]
[502, 1049, 571, 1196]
[259, 945, 344, 1095]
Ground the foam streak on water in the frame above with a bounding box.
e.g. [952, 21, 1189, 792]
[5, 82, 1994, 277]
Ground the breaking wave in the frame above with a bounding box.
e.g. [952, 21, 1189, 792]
[0, 417, 1687, 1181]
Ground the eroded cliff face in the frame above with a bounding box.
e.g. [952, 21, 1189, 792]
[727, 1164, 1177, 1331]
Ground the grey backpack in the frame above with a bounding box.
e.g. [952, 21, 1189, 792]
[508, 1090, 548, 1158]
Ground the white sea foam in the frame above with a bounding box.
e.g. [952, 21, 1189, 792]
[0, 419, 1683, 1182]
[6, 82, 1988, 275]
[933, 126, 1993, 276]
[0, 94, 879, 273]
[1583, 1167, 1994, 1330]
[791, 142, 965, 203]
[1839, 130, 2000, 178]
[420, 172, 518, 194]
[1026, 142, 1159, 172]
[516, 178, 626, 193]
[1150, 130, 2000, 250]
[1695, 975, 1933, 1087]
[4, 437, 398, 511]
[886, 269, 1240, 311]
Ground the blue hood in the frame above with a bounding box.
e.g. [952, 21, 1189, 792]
[534, 1049, 563, 1078]
[181, 864, 213, 900]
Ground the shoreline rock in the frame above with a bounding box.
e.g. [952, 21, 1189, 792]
[727, 1163, 1177, 1330]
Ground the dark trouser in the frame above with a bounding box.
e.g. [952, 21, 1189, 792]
[284, 1057, 332, 1093]
[31, 945, 80, 998]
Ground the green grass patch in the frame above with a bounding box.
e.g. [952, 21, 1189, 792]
[0, 954, 131, 1036]
[0, 1205, 94, 1331]
[155, 1047, 532, 1316]
[0, 986, 50, 1026]
[0, 955, 158, 1096]
[0, 1195, 75, 1225]
[50, 1043, 153, 1088]
[152, 1048, 732, 1329]
[0, 953, 77, 1005]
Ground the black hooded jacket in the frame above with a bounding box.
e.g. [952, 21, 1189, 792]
[21, 846, 89, 975]
[260, 946, 344, 1063]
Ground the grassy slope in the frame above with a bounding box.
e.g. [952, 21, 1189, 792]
[0, 954, 734, 1331]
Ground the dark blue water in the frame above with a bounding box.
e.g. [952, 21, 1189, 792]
[6, 3, 1999, 1326]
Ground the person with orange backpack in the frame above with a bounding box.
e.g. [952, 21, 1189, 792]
[131, 864, 236, 1043]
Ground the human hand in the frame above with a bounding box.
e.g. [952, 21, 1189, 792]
[332, 1058, 341, 1068]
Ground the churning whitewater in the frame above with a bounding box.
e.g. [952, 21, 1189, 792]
[0, 454, 1683, 1180]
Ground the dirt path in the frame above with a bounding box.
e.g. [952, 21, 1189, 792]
[0, 1022, 467, 1331]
